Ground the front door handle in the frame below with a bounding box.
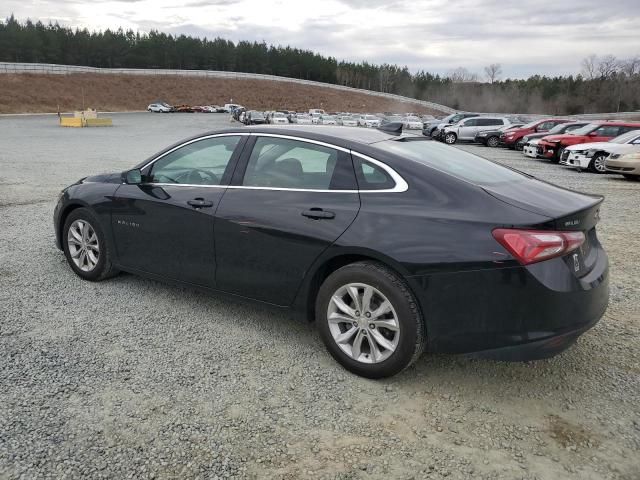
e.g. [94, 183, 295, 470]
[187, 198, 214, 208]
[301, 208, 335, 220]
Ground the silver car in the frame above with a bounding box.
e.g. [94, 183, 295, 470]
[442, 117, 511, 144]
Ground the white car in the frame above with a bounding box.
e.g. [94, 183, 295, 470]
[318, 115, 337, 125]
[148, 103, 171, 113]
[358, 115, 381, 128]
[293, 114, 312, 124]
[338, 115, 358, 127]
[559, 130, 640, 173]
[311, 113, 322, 124]
[401, 116, 423, 129]
[442, 117, 511, 144]
[523, 139, 541, 158]
[270, 112, 289, 125]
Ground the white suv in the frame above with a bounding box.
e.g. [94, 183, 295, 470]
[442, 117, 510, 144]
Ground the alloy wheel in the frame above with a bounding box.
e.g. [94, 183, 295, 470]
[593, 154, 607, 173]
[487, 137, 499, 147]
[327, 283, 400, 364]
[67, 219, 100, 272]
[444, 133, 456, 144]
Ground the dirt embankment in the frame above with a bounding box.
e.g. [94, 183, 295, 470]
[0, 73, 442, 115]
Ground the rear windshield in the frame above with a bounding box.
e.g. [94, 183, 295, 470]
[374, 139, 527, 186]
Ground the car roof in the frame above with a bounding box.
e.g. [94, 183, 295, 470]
[232, 125, 399, 145]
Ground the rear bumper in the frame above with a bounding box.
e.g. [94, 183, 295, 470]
[409, 246, 609, 359]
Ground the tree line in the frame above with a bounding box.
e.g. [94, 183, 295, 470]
[1, 16, 639, 114]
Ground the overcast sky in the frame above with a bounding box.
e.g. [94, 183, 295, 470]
[3, 0, 640, 78]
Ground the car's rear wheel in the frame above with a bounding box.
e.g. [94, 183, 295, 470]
[588, 153, 607, 173]
[444, 132, 457, 144]
[487, 136, 500, 147]
[316, 261, 426, 378]
[63, 208, 118, 281]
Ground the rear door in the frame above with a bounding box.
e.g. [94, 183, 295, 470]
[214, 135, 360, 306]
[112, 134, 246, 287]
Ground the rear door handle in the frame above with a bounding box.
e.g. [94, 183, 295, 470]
[301, 208, 335, 220]
[187, 198, 214, 208]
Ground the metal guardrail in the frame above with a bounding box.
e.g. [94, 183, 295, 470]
[2, 62, 639, 120]
[0, 62, 457, 114]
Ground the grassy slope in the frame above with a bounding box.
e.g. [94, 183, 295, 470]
[0, 73, 441, 115]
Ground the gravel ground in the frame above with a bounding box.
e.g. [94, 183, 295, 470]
[1, 113, 639, 480]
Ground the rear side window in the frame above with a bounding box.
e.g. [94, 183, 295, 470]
[375, 139, 527, 186]
[477, 118, 503, 126]
[353, 157, 395, 190]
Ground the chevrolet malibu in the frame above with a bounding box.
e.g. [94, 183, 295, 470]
[54, 126, 609, 378]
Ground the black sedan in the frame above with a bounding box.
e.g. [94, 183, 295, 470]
[475, 124, 524, 147]
[54, 126, 609, 378]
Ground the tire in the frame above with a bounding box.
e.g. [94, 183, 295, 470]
[487, 136, 500, 148]
[550, 148, 564, 164]
[515, 140, 524, 151]
[62, 208, 118, 281]
[444, 132, 457, 145]
[588, 153, 607, 174]
[316, 261, 426, 378]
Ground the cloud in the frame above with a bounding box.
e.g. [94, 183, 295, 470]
[1, 0, 639, 78]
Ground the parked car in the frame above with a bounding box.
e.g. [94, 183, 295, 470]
[560, 130, 640, 173]
[311, 113, 322, 124]
[244, 111, 266, 125]
[270, 112, 289, 125]
[309, 109, 326, 115]
[401, 116, 423, 130]
[147, 102, 172, 113]
[358, 115, 381, 128]
[537, 122, 640, 162]
[605, 150, 640, 180]
[53, 125, 609, 378]
[292, 114, 312, 125]
[173, 104, 194, 113]
[475, 124, 524, 147]
[423, 112, 479, 138]
[442, 117, 511, 144]
[500, 119, 571, 150]
[521, 122, 589, 157]
[337, 115, 358, 127]
[319, 115, 338, 125]
[223, 103, 242, 113]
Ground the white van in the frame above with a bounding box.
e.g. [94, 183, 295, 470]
[224, 103, 242, 113]
[309, 108, 326, 115]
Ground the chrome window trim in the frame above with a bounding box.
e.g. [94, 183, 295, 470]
[134, 131, 409, 193]
[139, 133, 250, 171]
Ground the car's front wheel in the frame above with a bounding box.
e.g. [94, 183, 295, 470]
[63, 208, 118, 281]
[444, 132, 457, 144]
[588, 153, 608, 173]
[316, 262, 426, 378]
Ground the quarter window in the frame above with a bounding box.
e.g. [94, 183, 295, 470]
[243, 137, 340, 189]
[354, 158, 396, 190]
[149, 136, 240, 185]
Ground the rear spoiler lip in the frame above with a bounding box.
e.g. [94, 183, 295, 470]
[483, 188, 604, 231]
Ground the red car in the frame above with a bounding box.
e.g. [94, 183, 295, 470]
[537, 121, 640, 162]
[500, 118, 570, 149]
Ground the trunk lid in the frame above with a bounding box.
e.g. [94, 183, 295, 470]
[484, 178, 603, 278]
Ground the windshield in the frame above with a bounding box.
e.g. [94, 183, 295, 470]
[406, 116, 420, 121]
[323, 116, 336, 120]
[375, 139, 527, 186]
[342, 116, 354, 120]
[364, 115, 377, 120]
[548, 123, 570, 134]
[610, 130, 640, 143]
[569, 123, 600, 136]
[252, 112, 264, 118]
[519, 120, 540, 129]
[273, 113, 285, 117]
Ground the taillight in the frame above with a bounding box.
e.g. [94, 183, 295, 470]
[492, 229, 585, 265]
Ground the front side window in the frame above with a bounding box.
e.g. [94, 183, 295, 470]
[593, 125, 622, 137]
[149, 136, 241, 185]
[243, 137, 340, 189]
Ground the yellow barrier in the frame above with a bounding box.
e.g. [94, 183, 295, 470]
[85, 118, 113, 127]
[59, 117, 84, 127]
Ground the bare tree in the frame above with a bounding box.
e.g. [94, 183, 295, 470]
[484, 63, 502, 84]
[448, 67, 479, 83]
[597, 54, 618, 78]
[581, 54, 598, 80]
[620, 56, 640, 76]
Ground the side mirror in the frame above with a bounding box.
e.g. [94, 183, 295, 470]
[123, 169, 142, 185]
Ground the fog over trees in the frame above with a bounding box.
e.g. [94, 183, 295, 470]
[1, 16, 638, 114]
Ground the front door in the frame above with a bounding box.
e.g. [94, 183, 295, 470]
[214, 135, 361, 306]
[112, 134, 245, 287]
